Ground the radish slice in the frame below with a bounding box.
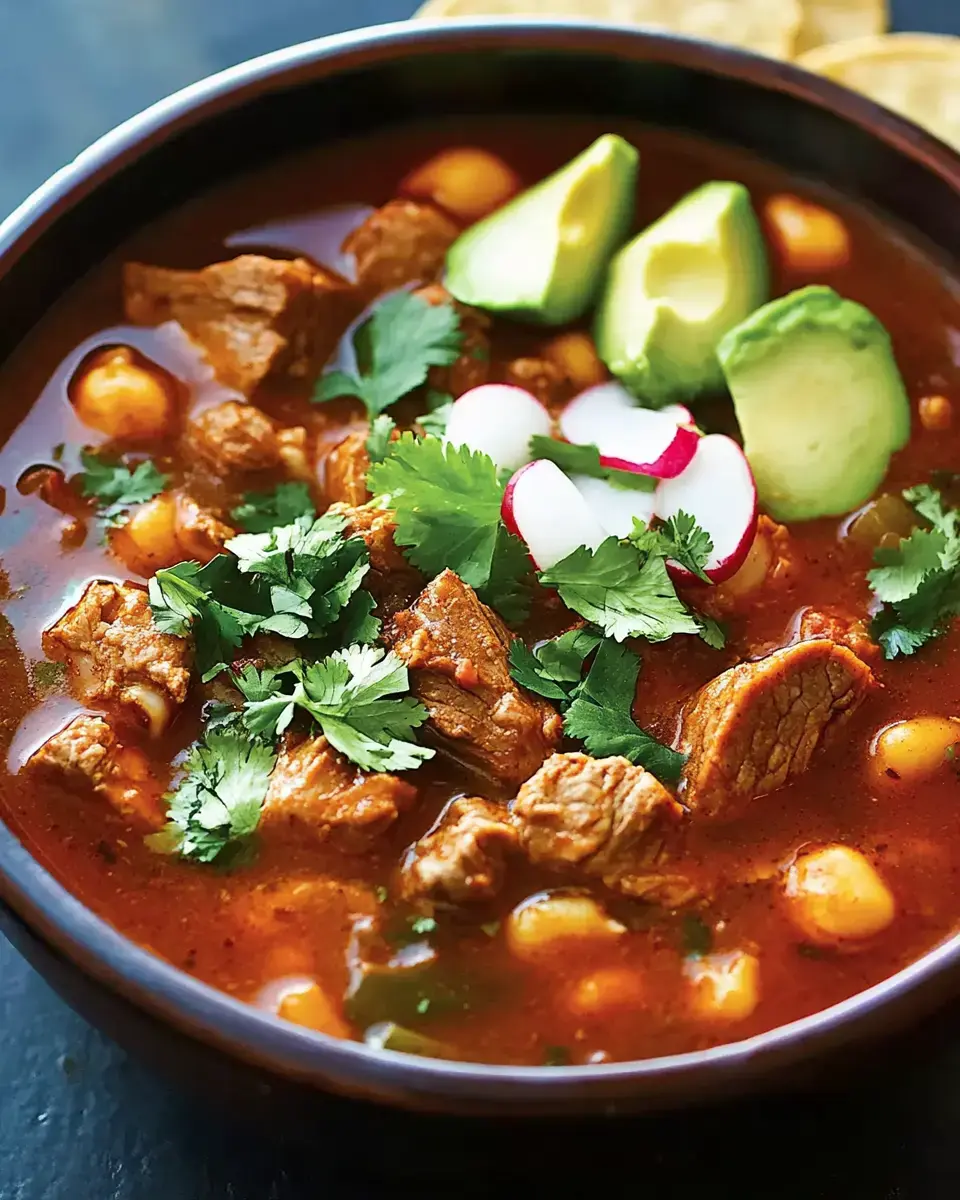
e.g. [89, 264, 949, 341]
[569, 474, 658, 539]
[502, 460, 606, 570]
[660, 402, 695, 427]
[655, 434, 758, 583]
[559, 389, 699, 479]
[444, 383, 551, 472]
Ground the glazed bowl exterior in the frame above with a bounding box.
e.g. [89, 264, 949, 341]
[1, 19, 960, 1119]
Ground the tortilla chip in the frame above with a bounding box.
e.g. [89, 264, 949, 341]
[794, 0, 887, 57]
[415, 0, 802, 60]
[798, 34, 960, 150]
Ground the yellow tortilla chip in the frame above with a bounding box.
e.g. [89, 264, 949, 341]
[414, 0, 802, 60]
[794, 0, 887, 57]
[798, 34, 960, 150]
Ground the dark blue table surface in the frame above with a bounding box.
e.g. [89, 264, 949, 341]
[2, 2, 959, 1196]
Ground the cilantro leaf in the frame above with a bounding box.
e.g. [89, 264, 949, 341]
[366, 415, 397, 465]
[508, 626, 602, 704]
[368, 434, 528, 621]
[655, 511, 714, 583]
[231, 482, 316, 534]
[312, 292, 462, 418]
[78, 451, 168, 527]
[540, 537, 701, 643]
[236, 645, 433, 773]
[478, 525, 533, 624]
[416, 391, 454, 437]
[529, 435, 657, 493]
[868, 485, 960, 658]
[146, 729, 276, 865]
[563, 640, 685, 784]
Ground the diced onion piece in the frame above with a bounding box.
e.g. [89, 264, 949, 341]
[445, 383, 552, 472]
[502, 459, 606, 570]
[655, 434, 758, 583]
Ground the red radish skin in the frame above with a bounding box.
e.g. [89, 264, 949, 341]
[559, 389, 698, 479]
[655, 434, 758, 584]
[445, 383, 552, 472]
[502, 459, 606, 571]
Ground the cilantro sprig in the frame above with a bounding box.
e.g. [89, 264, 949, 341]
[149, 513, 378, 679]
[233, 644, 434, 773]
[868, 484, 960, 658]
[78, 450, 169, 528]
[146, 728, 276, 866]
[529, 436, 657, 494]
[231, 481, 315, 534]
[509, 630, 685, 783]
[313, 292, 462, 418]
[367, 432, 531, 622]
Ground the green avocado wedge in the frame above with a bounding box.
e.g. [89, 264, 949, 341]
[443, 134, 639, 326]
[594, 181, 769, 407]
[718, 286, 911, 522]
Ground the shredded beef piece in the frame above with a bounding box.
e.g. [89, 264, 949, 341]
[399, 795, 517, 904]
[386, 570, 562, 785]
[124, 254, 351, 394]
[185, 400, 283, 474]
[678, 639, 875, 821]
[510, 753, 690, 903]
[261, 735, 416, 851]
[44, 581, 191, 727]
[26, 714, 165, 828]
[413, 284, 492, 397]
[343, 200, 458, 294]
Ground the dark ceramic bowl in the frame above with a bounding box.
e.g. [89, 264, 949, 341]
[2, 19, 960, 1121]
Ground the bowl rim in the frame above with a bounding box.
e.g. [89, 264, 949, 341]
[2, 17, 960, 1104]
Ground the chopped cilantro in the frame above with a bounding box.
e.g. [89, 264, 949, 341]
[367, 433, 531, 621]
[149, 514, 377, 679]
[654, 510, 714, 583]
[146, 729, 276, 865]
[416, 997, 431, 1015]
[529, 435, 658, 493]
[540, 536, 701, 644]
[543, 1045, 571, 1067]
[411, 916, 437, 936]
[562, 639, 686, 784]
[480, 920, 501, 938]
[868, 484, 960, 658]
[680, 912, 713, 958]
[366, 414, 397, 464]
[375, 885, 390, 904]
[51, 443, 65, 462]
[312, 292, 462, 418]
[507, 626, 602, 704]
[77, 450, 168, 527]
[416, 390, 455, 438]
[31, 660, 67, 695]
[234, 645, 434, 773]
[230, 481, 315, 534]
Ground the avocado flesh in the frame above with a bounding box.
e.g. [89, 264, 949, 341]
[718, 286, 911, 522]
[443, 134, 639, 326]
[594, 181, 769, 407]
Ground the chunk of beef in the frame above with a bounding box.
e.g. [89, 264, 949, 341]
[343, 200, 458, 294]
[174, 493, 234, 562]
[185, 400, 283, 473]
[794, 606, 880, 665]
[26, 714, 165, 828]
[413, 284, 492, 397]
[386, 570, 563, 785]
[327, 501, 423, 618]
[399, 795, 517, 904]
[325, 429, 371, 507]
[679, 639, 875, 821]
[511, 753, 690, 903]
[499, 357, 570, 412]
[124, 255, 351, 394]
[44, 581, 191, 732]
[261, 735, 417, 851]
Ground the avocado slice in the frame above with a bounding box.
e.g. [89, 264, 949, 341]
[594, 182, 769, 407]
[444, 134, 639, 326]
[718, 286, 911, 522]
